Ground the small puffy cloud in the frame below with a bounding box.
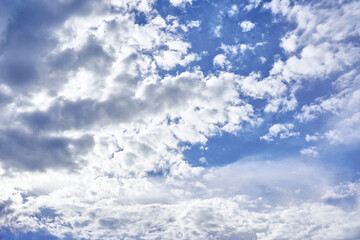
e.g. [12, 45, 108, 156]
[199, 157, 206, 163]
[296, 70, 360, 145]
[264, 95, 298, 113]
[213, 54, 230, 68]
[169, 0, 192, 7]
[281, 34, 298, 52]
[238, 72, 287, 99]
[260, 123, 299, 142]
[296, 92, 347, 122]
[240, 21, 255, 32]
[220, 43, 250, 56]
[267, 0, 360, 83]
[214, 25, 221, 37]
[271, 43, 360, 83]
[228, 5, 239, 16]
[151, 15, 167, 27]
[322, 181, 360, 201]
[244, 0, 262, 11]
[263, 0, 290, 15]
[187, 20, 200, 28]
[154, 50, 199, 70]
[325, 112, 360, 146]
[300, 146, 319, 157]
[325, 130, 344, 144]
[305, 134, 319, 142]
[260, 56, 267, 63]
[166, 40, 191, 53]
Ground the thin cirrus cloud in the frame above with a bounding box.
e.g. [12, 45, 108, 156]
[0, 0, 360, 239]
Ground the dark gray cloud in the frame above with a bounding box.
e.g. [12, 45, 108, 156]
[0, 0, 92, 90]
[20, 77, 194, 133]
[48, 36, 115, 76]
[99, 218, 131, 230]
[0, 129, 94, 171]
[0, 199, 13, 216]
[0, 0, 118, 171]
[1, 59, 39, 86]
[0, 92, 12, 106]
[21, 96, 143, 132]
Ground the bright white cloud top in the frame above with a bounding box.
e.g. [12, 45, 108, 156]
[240, 21, 255, 32]
[0, 0, 360, 239]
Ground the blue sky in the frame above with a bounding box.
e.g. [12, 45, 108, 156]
[0, 0, 360, 239]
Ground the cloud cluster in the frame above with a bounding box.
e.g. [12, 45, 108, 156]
[0, 158, 359, 239]
[259, 0, 360, 147]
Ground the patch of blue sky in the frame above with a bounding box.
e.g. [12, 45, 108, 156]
[319, 145, 360, 181]
[151, 0, 360, 181]
[134, 10, 148, 25]
[184, 113, 360, 182]
[0, 230, 76, 240]
[183, 126, 303, 167]
[35, 208, 58, 220]
[154, 0, 296, 77]
[184, 98, 356, 174]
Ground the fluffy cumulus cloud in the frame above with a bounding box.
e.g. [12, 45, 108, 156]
[260, 123, 299, 142]
[169, 0, 193, 7]
[300, 146, 319, 157]
[213, 54, 230, 69]
[240, 20, 255, 32]
[0, 0, 360, 239]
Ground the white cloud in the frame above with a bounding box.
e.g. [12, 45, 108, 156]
[325, 111, 360, 145]
[263, 0, 290, 15]
[296, 69, 360, 145]
[281, 33, 297, 52]
[267, 0, 360, 80]
[305, 134, 319, 142]
[260, 123, 299, 142]
[199, 157, 206, 163]
[213, 54, 230, 69]
[270, 43, 360, 83]
[1, 159, 360, 239]
[214, 25, 221, 37]
[244, 0, 262, 11]
[238, 72, 287, 99]
[300, 146, 319, 157]
[228, 5, 239, 16]
[322, 181, 360, 200]
[151, 15, 167, 27]
[187, 20, 200, 28]
[0, 0, 260, 175]
[261, 0, 360, 119]
[240, 20, 255, 32]
[169, 0, 192, 7]
[154, 50, 199, 70]
[258, 0, 360, 147]
[220, 43, 251, 56]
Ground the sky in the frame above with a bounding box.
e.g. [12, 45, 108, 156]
[0, 0, 360, 239]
